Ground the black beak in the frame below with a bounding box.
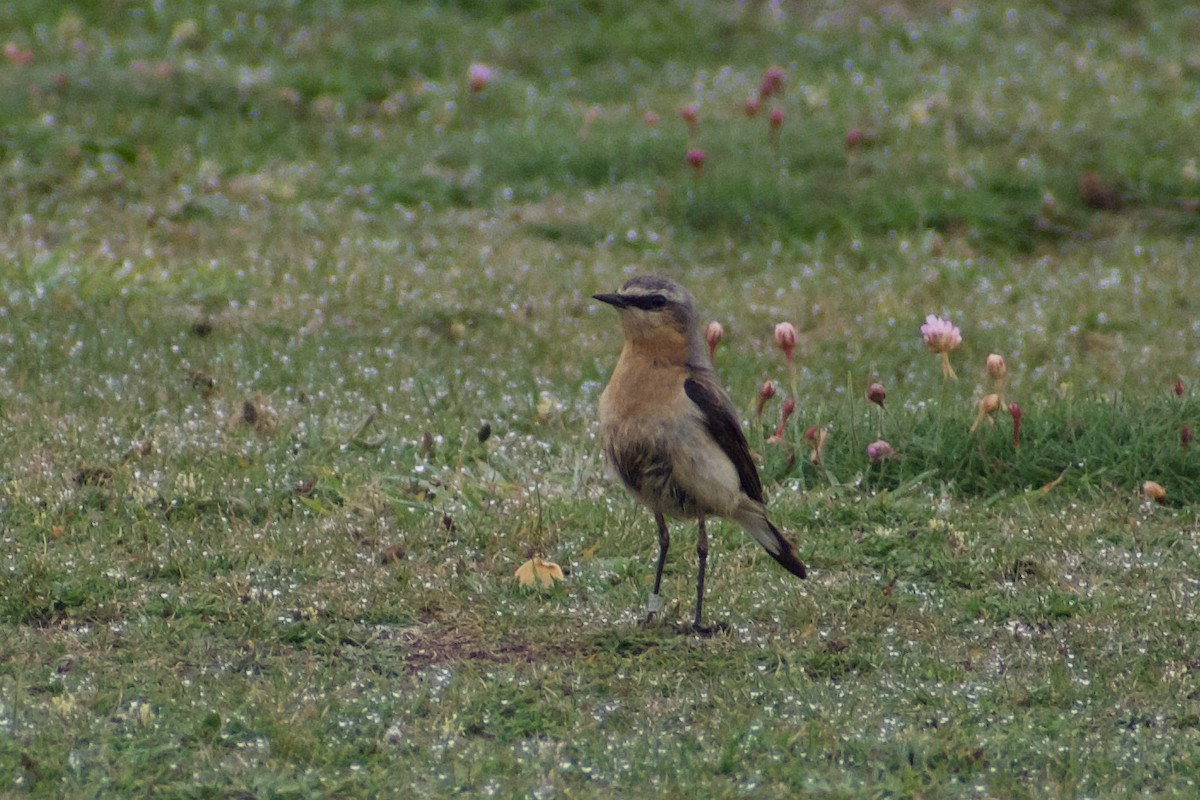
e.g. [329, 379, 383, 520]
[592, 292, 628, 308]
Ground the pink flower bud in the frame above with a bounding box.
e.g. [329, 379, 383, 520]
[1183, 425, 1193, 448]
[845, 127, 863, 151]
[467, 63, 495, 93]
[705, 321, 723, 362]
[680, 103, 699, 135]
[643, 110, 660, 128]
[759, 66, 785, 99]
[686, 148, 706, 175]
[744, 96, 760, 117]
[867, 382, 886, 407]
[774, 322, 797, 362]
[1176, 377, 1185, 397]
[756, 380, 777, 416]
[1009, 402, 1023, 448]
[866, 439, 894, 463]
[767, 398, 796, 444]
[4, 42, 34, 66]
[986, 354, 1007, 383]
[768, 107, 784, 146]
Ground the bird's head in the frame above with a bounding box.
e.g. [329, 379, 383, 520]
[593, 276, 699, 348]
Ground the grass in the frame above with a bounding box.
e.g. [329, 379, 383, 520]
[3, 1, 1200, 797]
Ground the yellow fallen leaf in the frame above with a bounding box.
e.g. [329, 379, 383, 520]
[515, 558, 564, 588]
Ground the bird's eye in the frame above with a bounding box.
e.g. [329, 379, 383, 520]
[646, 294, 667, 309]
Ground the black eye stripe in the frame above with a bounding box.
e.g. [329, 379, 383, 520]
[624, 294, 668, 310]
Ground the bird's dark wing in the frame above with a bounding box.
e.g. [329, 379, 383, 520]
[684, 376, 764, 503]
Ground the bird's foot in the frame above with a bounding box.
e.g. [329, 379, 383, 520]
[681, 620, 730, 638]
[641, 593, 664, 627]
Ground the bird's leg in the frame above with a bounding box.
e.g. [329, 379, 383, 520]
[692, 516, 709, 633]
[688, 516, 729, 637]
[645, 512, 669, 624]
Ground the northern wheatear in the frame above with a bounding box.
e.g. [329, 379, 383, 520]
[594, 275, 807, 633]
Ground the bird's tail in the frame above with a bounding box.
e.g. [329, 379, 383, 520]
[735, 503, 807, 579]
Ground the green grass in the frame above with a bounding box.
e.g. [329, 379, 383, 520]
[3, 1, 1200, 797]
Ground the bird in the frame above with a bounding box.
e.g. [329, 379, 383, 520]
[594, 275, 807, 634]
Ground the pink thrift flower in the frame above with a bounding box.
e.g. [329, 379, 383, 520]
[744, 96, 760, 117]
[866, 439, 893, 463]
[921, 314, 962, 380]
[4, 42, 34, 66]
[686, 148, 706, 175]
[867, 382, 886, 407]
[468, 63, 495, 93]
[921, 314, 962, 353]
[705, 321, 723, 362]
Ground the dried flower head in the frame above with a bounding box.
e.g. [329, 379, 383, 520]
[804, 425, 828, 464]
[579, 105, 602, 138]
[866, 439, 894, 463]
[1142, 480, 1166, 503]
[515, 557, 565, 588]
[1176, 377, 1186, 397]
[970, 393, 1002, 432]
[705, 321, 723, 362]
[867, 382, 886, 407]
